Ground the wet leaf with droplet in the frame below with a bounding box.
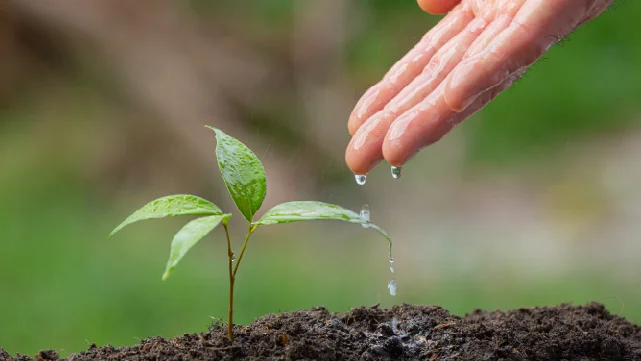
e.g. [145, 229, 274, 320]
[207, 127, 267, 222]
[255, 201, 391, 245]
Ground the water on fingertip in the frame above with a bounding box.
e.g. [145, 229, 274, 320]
[355, 174, 367, 185]
[391, 166, 402, 179]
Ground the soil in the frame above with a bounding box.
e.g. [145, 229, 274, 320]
[3, 302, 641, 360]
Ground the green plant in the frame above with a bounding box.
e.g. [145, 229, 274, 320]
[110, 127, 391, 341]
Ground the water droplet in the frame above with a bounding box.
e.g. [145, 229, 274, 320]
[360, 204, 370, 228]
[391, 166, 402, 179]
[387, 245, 396, 296]
[391, 316, 398, 330]
[231, 256, 236, 262]
[355, 174, 367, 185]
[388, 280, 397, 296]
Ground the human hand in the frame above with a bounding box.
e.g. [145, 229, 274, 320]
[345, 0, 612, 177]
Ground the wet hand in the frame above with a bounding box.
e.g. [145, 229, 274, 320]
[345, 0, 612, 176]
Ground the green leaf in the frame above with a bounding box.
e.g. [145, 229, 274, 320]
[256, 201, 391, 245]
[110, 195, 222, 236]
[162, 214, 231, 280]
[207, 126, 267, 222]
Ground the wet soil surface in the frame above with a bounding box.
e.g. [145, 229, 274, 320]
[4, 302, 641, 360]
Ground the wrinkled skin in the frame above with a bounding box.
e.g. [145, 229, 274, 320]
[345, 0, 613, 175]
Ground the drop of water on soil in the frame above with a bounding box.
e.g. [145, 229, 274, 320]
[388, 279, 397, 296]
[391, 166, 402, 179]
[355, 174, 367, 185]
[389, 256, 395, 273]
[360, 204, 370, 228]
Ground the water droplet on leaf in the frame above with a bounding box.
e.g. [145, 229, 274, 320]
[360, 204, 370, 228]
[389, 256, 395, 273]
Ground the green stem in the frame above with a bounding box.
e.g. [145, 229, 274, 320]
[223, 222, 258, 342]
[222, 221, 234, 341]
[232, 223, 257, 278]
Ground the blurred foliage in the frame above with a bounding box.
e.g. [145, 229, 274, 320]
[2, 0, 641, 357]
[468, 7, 641, 165]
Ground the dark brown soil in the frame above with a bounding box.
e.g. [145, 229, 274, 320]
[4, 302, 641, 360]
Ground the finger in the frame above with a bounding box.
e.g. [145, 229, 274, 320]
[417, 0, 462, 14]
[385, 16, 488, 117]
[450, 67, 528, 127]
[444, 0, 591, 112]
[347, 5, 474, 135]
[345, 111, 395, 175]
[382, 68, 526, 166]
[346, 16, 489, 175]
[578, 0, 613, 26]
[463, 0, 527, 60]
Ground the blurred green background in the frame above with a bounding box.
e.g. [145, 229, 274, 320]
[2, 0, 641, 357]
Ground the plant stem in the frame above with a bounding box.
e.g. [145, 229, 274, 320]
[223, 222, 258, 342]
[232, 224, 257, 278]
[222, 221, 234, 341]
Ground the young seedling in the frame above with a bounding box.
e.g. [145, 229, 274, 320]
[110, 127, 391, 341]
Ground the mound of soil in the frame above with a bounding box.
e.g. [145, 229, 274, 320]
[4, 302, 641, 360]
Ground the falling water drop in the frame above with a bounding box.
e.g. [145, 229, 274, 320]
[388, 280, 397, 296]
[391, 316, 398, 331]
[391, 166, 402, 179]
[355, 174, 367, 185]
[387, 244, 397, 296]
[360, 204, 370, 228]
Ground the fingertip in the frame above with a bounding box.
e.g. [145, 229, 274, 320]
[381, 117, 417, 168]
[417, 0, 462, 15]
[346, 111, 394, 175]
[381, 141, 414, 168]
[382, 108, 453, 168]
[383, 128, 448, 168]
[345, 143, 383, 176]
